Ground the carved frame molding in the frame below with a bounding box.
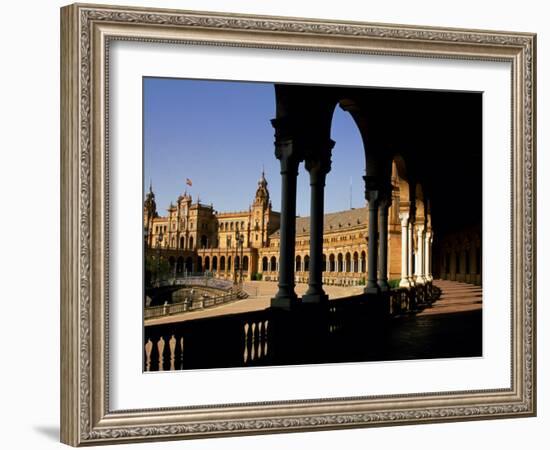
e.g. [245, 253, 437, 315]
[61, 3, 536, 446]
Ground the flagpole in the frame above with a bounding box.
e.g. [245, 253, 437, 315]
[349, 177, 353, 209]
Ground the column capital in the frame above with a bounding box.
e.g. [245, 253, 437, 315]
[304, 138, 335, 177]
[274, 140, 302, 175]
[365, 190, 379, 208]
[399, 211, 410, 223]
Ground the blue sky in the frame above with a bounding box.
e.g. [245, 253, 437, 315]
[143, 78, 366, 217]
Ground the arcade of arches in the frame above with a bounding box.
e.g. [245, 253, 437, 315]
[144, 85, 482, 310]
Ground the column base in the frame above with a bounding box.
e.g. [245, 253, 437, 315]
[364, 284, 380, 295]
[271, 294, 298, 311]
[378, 280, 390, 292]
[399, 278, 412, 288]
[414, 276, 426, 285]
[302, 292, 328, 304]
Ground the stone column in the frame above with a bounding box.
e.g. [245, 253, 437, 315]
[399, 212, 411, 288]
[407, 221, 414, 285]
[377, 196, 391, 292]
[365, 189, 380, 294]
[303, 142, 332, 304]
[424, 229, 433, 282]
[271, 140, 301, 310]
[414, 224, 425, 284]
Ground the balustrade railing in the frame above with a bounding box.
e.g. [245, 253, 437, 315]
[144, 308, 272, 370]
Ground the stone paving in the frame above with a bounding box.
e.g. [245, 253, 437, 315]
[145, 281, 364, 325]
[419, 279, 482, 316]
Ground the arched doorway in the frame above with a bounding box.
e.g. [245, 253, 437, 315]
[185, 256, 193, 273]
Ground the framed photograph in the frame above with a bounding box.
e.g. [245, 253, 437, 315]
[60, 3, 536, 446]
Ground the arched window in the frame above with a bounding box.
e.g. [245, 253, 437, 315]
[227, 256, 232, 271]
[212, 256, 218, 271]
[189, 236, 194, 250]
[235, 256, 240, 270]
[179, 236, 185, 249]
[337, 253, 343, 272]
[262, 257, 268, 272]
[176, 257, 184, 273]
[220, 256, 225, 271]
[243, 256, 249, 271]
[353, 252, 359, 273]
[204, 256, 210, 271]
[295, 255, 302, 272]
[270, 256, 277, 272]
[304, 255, 310, 272]
[345, 252, 351, 272]
[200, 235, 208, 248]
[322, 254, 327, 272]
[197, 256, 203, 272]
[360, 251, 366, 272]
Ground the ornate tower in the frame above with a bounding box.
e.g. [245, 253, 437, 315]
[143, 182, 157, 247]
[250, 170, 272, 248]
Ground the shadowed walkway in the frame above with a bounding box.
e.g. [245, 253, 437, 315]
[377, 279, 483, 361]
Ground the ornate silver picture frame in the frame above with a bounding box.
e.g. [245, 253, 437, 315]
[60, 3, 536, 446]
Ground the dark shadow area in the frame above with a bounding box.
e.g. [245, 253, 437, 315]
[144, 287, 481, 371]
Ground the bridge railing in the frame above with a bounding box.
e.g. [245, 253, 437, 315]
[144, 291, 242, 320]
[152, 273, 233, 290]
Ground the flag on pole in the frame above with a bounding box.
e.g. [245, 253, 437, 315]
[186, 178, 193, 187]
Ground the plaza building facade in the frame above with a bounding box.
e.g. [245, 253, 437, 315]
[144, 164, 435, 288]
